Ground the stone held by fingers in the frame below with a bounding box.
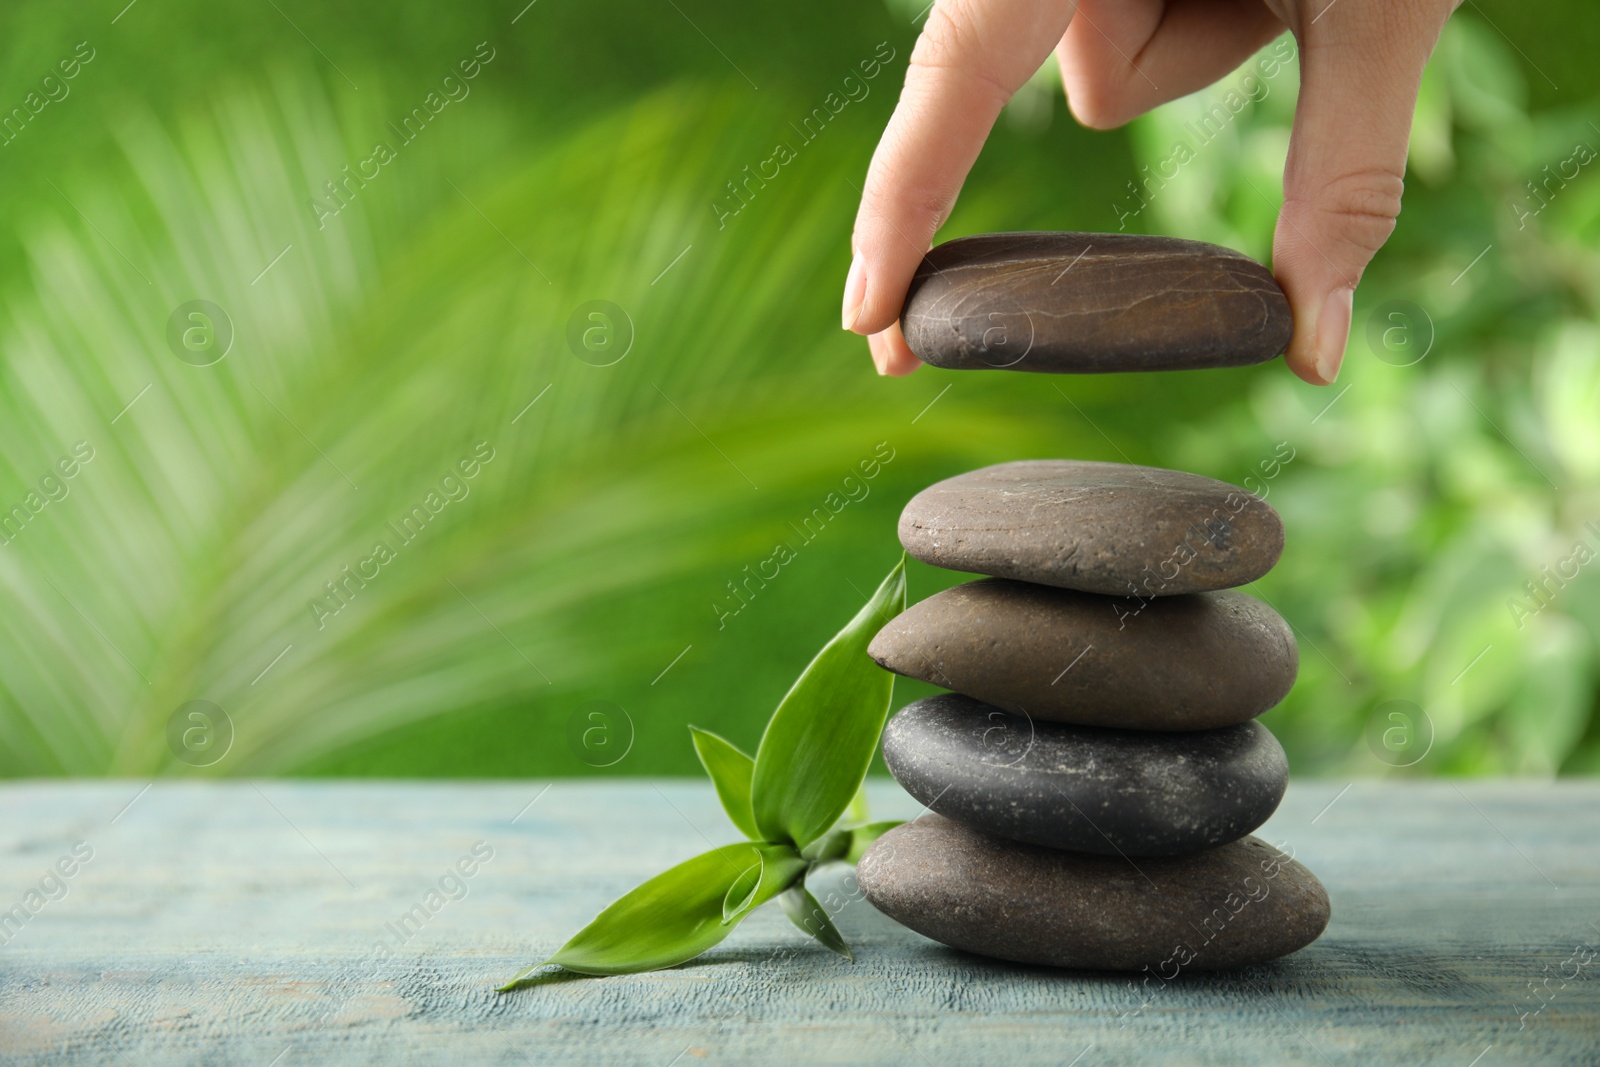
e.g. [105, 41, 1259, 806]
[897, 459, 1284, 596]
[898, 232, 1293, 373]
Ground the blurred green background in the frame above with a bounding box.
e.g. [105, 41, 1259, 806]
[0, 0, 1596, 780]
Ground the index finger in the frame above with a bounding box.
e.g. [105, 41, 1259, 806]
[847, 0, 1080, 338]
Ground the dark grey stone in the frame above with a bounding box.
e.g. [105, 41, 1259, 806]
[868, 579, 1297, 730]
[898, 459, 1284, 596]
[899, 232, 1291, 373]
[881, 693, 1287, 856]
[857, 815, 1330, 971]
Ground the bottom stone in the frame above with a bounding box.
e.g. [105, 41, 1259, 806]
[857, 815, 1329, 971]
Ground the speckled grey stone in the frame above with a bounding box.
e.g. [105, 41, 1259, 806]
[898, 232, 1292, 373]
[881, 693, 1287, 856]
[857, 815, 1330, 970]
[898, 459, 1283, 596]
[868, 579, 1297, 730]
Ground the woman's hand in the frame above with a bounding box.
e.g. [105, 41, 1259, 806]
[842, 0, 1458, 385]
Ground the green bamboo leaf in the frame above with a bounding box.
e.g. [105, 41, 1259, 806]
[499, 841, 805, 986]
[779, 884, 853, 962]
[751, 558, 906, 849]
[842, 783, 872, 826]
[689, 726, 760, 840]
[802, 819, 901, 865]
[846, 821, 902, 864]
[721, 855, 763, 924]
[800, 827, 851, 864]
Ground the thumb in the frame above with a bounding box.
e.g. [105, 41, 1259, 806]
[1273, 4, 1447, 385]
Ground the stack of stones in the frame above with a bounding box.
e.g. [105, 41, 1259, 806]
[854, 232, 1330, 972]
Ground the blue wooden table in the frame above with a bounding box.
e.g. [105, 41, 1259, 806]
[1, 781, 1597, 1065]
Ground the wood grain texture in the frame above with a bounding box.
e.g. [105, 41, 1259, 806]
[1, 780, 1597, 1065]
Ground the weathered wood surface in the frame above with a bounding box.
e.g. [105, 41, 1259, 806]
[1, 781, 1597, 1065]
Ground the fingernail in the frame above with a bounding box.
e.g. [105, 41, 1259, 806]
[1314, 287, 1354, 384]
[868, 336, 889, 376]
[841, 251, 866, 332]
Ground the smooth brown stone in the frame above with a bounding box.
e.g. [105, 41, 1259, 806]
[868, 580, 1297, 730]
[898, 459, 1284, 596]
[857, 816, 1330, 971]
[899, 232, 1291, 373]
